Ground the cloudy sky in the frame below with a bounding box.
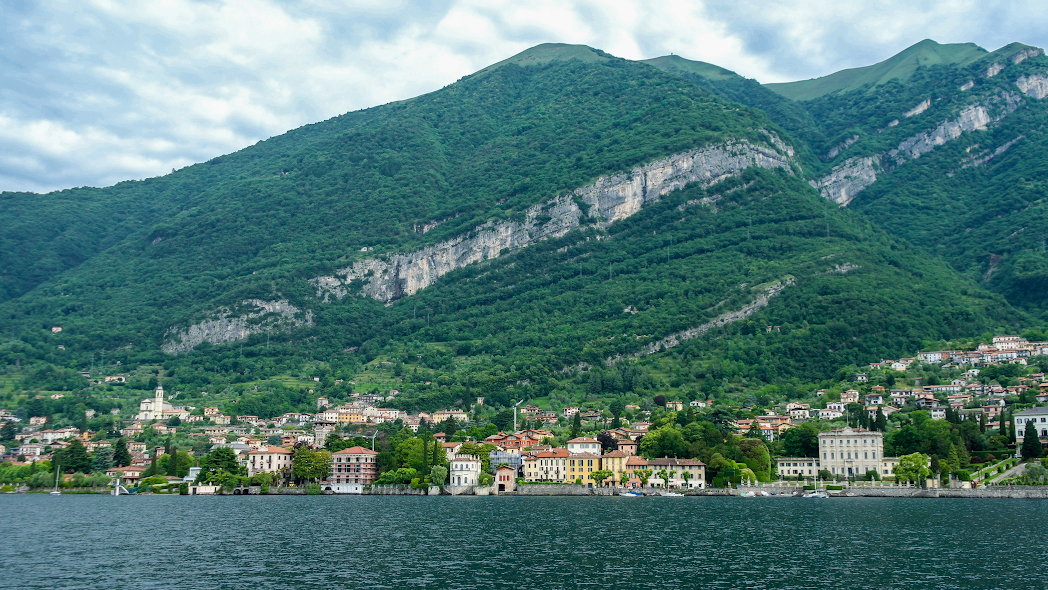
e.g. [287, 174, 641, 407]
[3, 0, 1047, 194]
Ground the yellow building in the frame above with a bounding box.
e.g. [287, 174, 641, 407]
[600, 450, 630, 486]
[568, 452, 600, 486]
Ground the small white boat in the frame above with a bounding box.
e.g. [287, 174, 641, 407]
[803, 491, 829, 498]
[50, 467, 61, 495]
[740, 491, 756, 497]
[661, 492, 684, 497]
[619, 492, 643, 497]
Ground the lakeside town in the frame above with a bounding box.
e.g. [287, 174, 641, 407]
[2, 334, 1048, 496]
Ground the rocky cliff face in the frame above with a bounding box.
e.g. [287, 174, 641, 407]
[810, 157, 881, 206]
[1017, 74, 1048, 99]
[313, 137, 794, 303]
[162, 299, 312, 354]
[814, 86, 1030, 206]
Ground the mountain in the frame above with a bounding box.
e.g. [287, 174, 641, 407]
[0, 43, 1030, 418]
[765, 39, 991, 101]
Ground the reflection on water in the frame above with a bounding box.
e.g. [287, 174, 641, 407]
[1, 495, 1044, 589]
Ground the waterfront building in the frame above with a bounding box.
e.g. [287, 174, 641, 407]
[449, 454, 482, 486]
[568, 452, 600, 485]
[818, 427, 892, 477]
[330, 446, 378, 492]
[495, 465, 516, 493]
[647, 458, 705, 489]
[1014, 406, 1048, 454]
[523, 447, 569, 482]
[776, 457, 821, 478]
[247, 445, 293, 477]
[600, 450, 630, 486]
[488, 448, 522, 475]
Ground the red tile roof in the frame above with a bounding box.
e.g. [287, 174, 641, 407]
[332, 446, 378, 455]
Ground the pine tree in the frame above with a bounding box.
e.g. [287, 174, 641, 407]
[1021, 420, 1042, 459]
[422, 435, 430, 475]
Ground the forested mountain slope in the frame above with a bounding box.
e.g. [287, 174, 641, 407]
[653, 40, 1048, 314]
[0, 43, 1029, 416]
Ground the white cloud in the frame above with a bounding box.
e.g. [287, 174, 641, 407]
[1, 0, 1046, 193]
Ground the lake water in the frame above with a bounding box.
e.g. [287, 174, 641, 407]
[2, 494, 1046, 589]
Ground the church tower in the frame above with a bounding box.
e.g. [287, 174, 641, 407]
[152, 381, 165, 420]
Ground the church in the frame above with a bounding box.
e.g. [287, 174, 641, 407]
[136, 383, 173, 421]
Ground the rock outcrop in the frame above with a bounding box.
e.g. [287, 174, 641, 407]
[904, 98, 931, 118]
[635, 278, 794, 356]
[1017, 74, 1048, 99]
[825, 134, 859, 160]
[814, 91, 1024, 206]
[809, 157, 880, 206]
[161, 299, 312, 354]
[313, 138, 794, 303]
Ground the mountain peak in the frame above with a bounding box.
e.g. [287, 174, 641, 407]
[641, 54, 742, 82]
[476, 43, 613, 75]
[765, 39, 989, 101]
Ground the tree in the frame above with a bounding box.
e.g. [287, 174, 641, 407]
[894, 452, 931, 484]
[653, 395, 667, 408]
[1021, 419, 1042, 459]
[681, 470, 691, 488]
[292, 447, 332, 483]
[589, 469, 614, 487]
[430, 465, 448, 485]
[197, 447, 243, 483]
[874, 407, 887, 432]
[636, 469, 653, 486]
[656, 469, 669, 488]
[54, 439, 92, 474]
[639, 426, 686, 459]
[780, 423, 819, 457]
[91, 447, 114, 472]
[112, 438, 131, 468]
[0, 421, 17, 442]
[738, 438, 771, 480]
[570, 412, 582, 438]
[596, 431, 617, 452]
[158, 450, 194, 478]
[619, 471, 630, 486]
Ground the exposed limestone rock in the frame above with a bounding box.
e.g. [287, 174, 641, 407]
[1017, 74, 1048, 99]
[815, 92, 1022, 205]
[959, 80, 974, 91]
[961, 135, 1024, 169]
[904, 99, 931, 118]
[826, 134, 859, 160]
[634, 278, 794, 357]
[892, 92, 1020, 162]
[313, 138, 794, 303]
[1011, 48, 1042, 64]
[986, 62, 1004, 78]
[161, 299, 312, 354]
[810, 157, 880, 206]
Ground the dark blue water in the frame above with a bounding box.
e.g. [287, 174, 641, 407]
[2, 494, 1046, 589]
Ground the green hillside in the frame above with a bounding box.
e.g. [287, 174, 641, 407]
[765, 39, 989, 101]
[0, 42, 1033, 424]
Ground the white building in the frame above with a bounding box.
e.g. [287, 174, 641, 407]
[136, 383, 173, 421]
[1014, 406, 1048, 457]
[449, 454, 482, 486]
[818, 427, 892, 478]
[566, 437, 602, 454]
[246, 445, 293, 476]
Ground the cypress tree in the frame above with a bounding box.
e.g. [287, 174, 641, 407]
[875, 408, 887, 432]
[999, 411, 1008, 437]
[1021, 420, 1042, 459]
[422, 435, 430, 475]
[112, 438, 131, 467]
[167, 446, 179, 477]
[571, 412, 582, 438]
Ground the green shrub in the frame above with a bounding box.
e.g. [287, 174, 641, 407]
[306, 483, 322, 495]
